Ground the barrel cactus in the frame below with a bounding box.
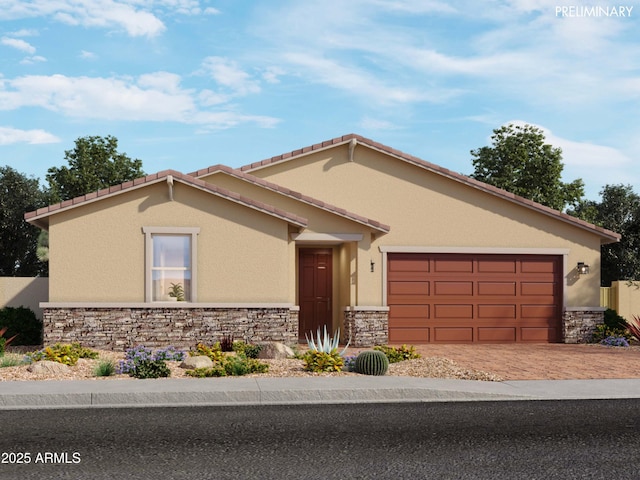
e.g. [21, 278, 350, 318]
[355, 350, 389, 376]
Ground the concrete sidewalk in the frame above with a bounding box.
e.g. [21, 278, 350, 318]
[2, 376, 640, 409]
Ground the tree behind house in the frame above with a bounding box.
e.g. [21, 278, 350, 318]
[46, 135, 145, 203]
[0, 166, 47, 276]
[470, 124, 584, 211]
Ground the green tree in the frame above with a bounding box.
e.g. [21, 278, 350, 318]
[570, 184, 640, 286]
[46, 135, 145, 203]
[0, 166, 47, 276]
[470, 124, 584, 211]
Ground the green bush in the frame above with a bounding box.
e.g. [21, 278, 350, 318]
[232, 341, 262, 359]
[131, 359, 171, 379]
[0, 354, 28, 368]
[186, 354, 269, 377]
[373, 344, 421, 363]
[604, 308, 627, 330]
[591, 323, 631, 343]
[0, 306, 43, 346]
[191, 342, 224, 362]
[302, 350, 344, 373]
[27, 342, 99, 366]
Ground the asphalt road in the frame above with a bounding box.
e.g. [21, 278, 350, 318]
[1, 400, 639, 479]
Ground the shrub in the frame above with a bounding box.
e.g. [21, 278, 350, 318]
[191, 342, 224, 362]
[0, 353, 29, 368]
[94, 360, 116, 377]
[302, 350, 344, 373]
[232, 341, 262, 359]
[604, 308, 627, 330]
[600, 336, 630, 348]
[355, 350, 389, 376]
[186, 354, 269, 377]
[343, 354, 358, 372]
[590, 324, 631, 343]
[27, 342, 99, 366]
[0, 306, 43, 346]
[116, 345, 184, 379]
[373, 344, 421, 363]
[0, 327, 18, 357]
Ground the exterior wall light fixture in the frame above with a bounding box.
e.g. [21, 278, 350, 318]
[577, 262, 590, 275]
[370, 260, 375, 272]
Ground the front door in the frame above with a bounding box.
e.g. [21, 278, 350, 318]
[298, 248, 333, 340]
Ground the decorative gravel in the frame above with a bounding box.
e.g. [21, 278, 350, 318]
[0, 350, 503, 382]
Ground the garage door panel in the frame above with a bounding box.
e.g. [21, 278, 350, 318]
[477, 260, 516, 273]
[478, 282, 516, 296]
[521, 282, 556, 296]
[388, 281, 429, 296]
[434, 281, 473, 296]
[434, 259, 473, 273]
[521, 304, 558, 318]
[434, 304, 473, 319]
[389, 328, 429, 343]
[390, 305, 429, 319]
[388, 254, 562, 343]
[434, 327, 473, 342]
[478, 327, 516, 342]
[478, 304, 516, 318]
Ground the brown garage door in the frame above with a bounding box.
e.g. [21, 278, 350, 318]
[387, 253, 562, 343]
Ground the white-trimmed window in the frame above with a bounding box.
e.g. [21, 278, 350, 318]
[143, 227, 199, 302]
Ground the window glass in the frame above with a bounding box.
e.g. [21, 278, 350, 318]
[151, 235, 191, 301]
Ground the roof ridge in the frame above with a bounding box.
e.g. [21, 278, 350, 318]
[234, 133, 620, 243]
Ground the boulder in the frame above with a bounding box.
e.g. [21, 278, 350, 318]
[27, 360, 71, 375]
[180, 355, 214, 369]
[257, 342, 295, 360]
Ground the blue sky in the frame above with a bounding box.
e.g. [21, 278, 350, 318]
[1, 0, 638, 201]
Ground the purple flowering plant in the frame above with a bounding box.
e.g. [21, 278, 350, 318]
[116, 345, 186, 376]
[600, 336, 630, 348]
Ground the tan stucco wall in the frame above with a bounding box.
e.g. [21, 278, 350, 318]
[250, 143, 604, 307]
[0, 277, 48, 319]
[610, 281, 640, 321]
[48, 182, 293, 303]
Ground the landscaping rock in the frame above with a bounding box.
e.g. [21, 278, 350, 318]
[180, 356, 213, 369]
[258, 342, 295, 360]
[27, 360, 71, 375]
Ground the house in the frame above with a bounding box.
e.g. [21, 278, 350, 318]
[24, 134, 620, 349]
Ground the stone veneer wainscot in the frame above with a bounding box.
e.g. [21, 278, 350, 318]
[41, 303, 299, 350]
[343, 307, 389, 347]
[562, 307, 606, 343]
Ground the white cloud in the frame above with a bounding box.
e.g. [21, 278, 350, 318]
[0, 126, 60, 145]
[0, 0, 166, 37]
[1, 37, 36, 54]
[19, 55, 46, 65]
[201, 57, 261, 96]
[79, 50, 97, 60]
[0, 72, 279, 129]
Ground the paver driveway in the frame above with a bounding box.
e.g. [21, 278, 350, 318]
[408, 344, 640, 380]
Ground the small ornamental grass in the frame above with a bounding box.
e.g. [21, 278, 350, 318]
[0, 353, 29, 368]
[94, 360, 117, 377]
[117, 345, 186, 379]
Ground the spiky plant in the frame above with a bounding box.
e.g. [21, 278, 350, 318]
[305, 325, 350, 356]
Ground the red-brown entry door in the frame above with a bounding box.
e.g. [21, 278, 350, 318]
[387, 253, 562, 343]
[299, 248, 333, 340]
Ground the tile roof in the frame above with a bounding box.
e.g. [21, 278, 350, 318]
[24, 169, 308, 229]
[188, 164, 390, 233]
[238, 133, 621, 244]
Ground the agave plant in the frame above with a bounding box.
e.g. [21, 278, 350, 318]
[305, 325, 350, 356]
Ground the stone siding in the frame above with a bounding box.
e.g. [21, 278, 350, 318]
[562, 309, 605, 343]
[42, 307, 299, 350]
[343, 308, 389, 347]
